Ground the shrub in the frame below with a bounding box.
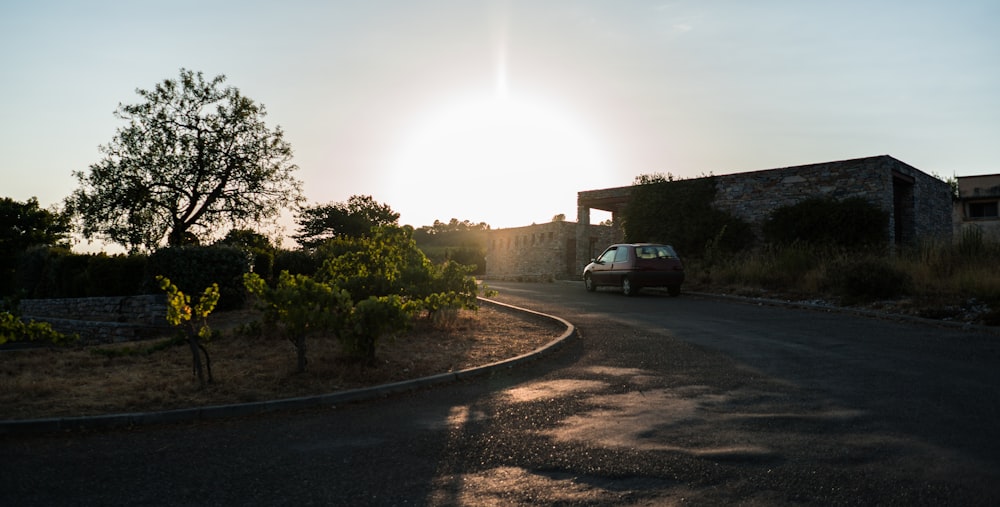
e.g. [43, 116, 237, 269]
[317, 226, 436, 303]
[11, 248, 151, 298]
[763, 197, 888, 249]
[215, 229, 276, 281]
[12, 246, 70, 298]
[342, 295, 414, 363]
[826, 259, 911, 303]
[148, 245, 250, 310]
[245, 271, 353, 372]
[247, 226, 483, 368]
[273, 248, 321, 277]
[81, 253, 149, 296]
[0, 311, 78, 346]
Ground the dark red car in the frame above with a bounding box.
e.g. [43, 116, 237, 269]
[583, 243, 684, 296]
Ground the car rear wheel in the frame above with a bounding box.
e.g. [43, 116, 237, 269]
[584, 273, 596, 292]
[621, 276, 638, 297]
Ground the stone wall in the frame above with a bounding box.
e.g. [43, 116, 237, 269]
[20, 295, 169, 344]
[712, 159, 887, 229]
[711, 155, 953, 245]
[485, 221, 614, 281]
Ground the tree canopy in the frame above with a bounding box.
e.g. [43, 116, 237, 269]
[416, 218, 491, 235]
[0, 197, 70, 294]
[0, 197, 70, 251]
[294, 195, 400, 248]
[66, 68, 303, 253]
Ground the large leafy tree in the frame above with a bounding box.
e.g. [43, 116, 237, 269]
[0, 197, 70, 294]
[67, 69, 303, 253]
[294, 195, 399, 248]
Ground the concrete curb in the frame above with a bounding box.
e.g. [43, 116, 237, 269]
[0, 298, 577, 436]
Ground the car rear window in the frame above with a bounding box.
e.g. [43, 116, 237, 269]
[636, 245, 678, 259]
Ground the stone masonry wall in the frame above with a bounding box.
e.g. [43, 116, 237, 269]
[711, 156, 952, 244]
[485, 221, 614, 281]
[20, 295, 169, 344]
[894, 158, 954, 243]
[713, 158, 888, 228]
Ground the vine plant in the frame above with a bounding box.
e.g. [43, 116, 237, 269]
[157, 276, 220, 388]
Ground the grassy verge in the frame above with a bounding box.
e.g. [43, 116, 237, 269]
[686, 235, 1000, 325]
[0, 305, 564, 420]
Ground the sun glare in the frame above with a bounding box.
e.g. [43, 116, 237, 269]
[386, 91, 611, 228]
[384, 16, 615, 229]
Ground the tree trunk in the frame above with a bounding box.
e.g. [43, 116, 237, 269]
[187, 328, 205, 388]
[198, 342, 214, 384]
[295, 334, 308, 373]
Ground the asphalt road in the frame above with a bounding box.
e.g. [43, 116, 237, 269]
[3, 281, 999, 506]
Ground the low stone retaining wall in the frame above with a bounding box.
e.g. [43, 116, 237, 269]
[19, 295, 169, 344]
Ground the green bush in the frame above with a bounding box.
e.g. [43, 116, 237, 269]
[342, 295, 413, 363]
[244, 271, 354, 372]
[148, 245, 250, 310]
[246, 225, 484, 367]
[273, 248, 320, 277]
[12, 246, 71, 298]
[763, 197, 888, 249]
[0, 311, 78, 346]
[826, 259, 911, 303]
[81, 253, 148, 296]
[317, 226, 434, 303]
[10, 248, 150, 298]
[215, 229, 277, 281]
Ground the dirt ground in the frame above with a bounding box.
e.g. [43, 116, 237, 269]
[0, 303, 566, 420]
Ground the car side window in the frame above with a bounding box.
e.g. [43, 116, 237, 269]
[598, 248, 617, 264]
[613, 247, 629, 263]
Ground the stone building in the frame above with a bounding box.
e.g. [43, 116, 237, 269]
[484, 220, 615, 281]
[953, 174, 1000, 241]
[486, 155, 953, 280]
[573, 155, 953, 273]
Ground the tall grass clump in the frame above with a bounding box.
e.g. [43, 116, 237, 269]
[697, 226, 1000, 309]
[694, 230, 862, 297]
[899, 227, 1000, 303]
[824, 258, 912, 304]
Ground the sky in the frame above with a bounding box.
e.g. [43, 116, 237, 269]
[2, 0, 998, 250]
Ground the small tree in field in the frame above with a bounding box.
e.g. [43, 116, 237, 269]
[157, 276, 219, 388]
[244, 271, 352, 373]
[343, 295, 413, 364]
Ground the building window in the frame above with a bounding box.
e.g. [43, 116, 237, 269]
[968, 201, 999, 219]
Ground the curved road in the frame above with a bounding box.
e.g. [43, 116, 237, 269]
[3, 281, 999, 505]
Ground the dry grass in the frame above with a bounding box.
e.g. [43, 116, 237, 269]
[0, 304, 565, 420]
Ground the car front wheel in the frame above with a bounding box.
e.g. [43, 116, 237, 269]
[584, 273, 596, 292]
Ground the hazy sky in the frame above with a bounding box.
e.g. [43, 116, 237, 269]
[2, 0, 997, 247]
